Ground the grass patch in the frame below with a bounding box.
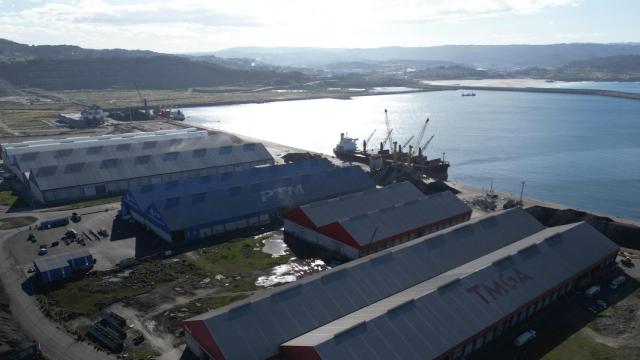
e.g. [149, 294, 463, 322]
[0, 190, 29, 209]
[43, 259, 198, 318]
[542, 331, 632, 360]
[1, 110, 58, 129]
[58, 195, 121, 210]
[183, 234, 289, 284]
[129, 347, 160, 360]
[0, 216, 37, 230]
[0, 190, 18, 206]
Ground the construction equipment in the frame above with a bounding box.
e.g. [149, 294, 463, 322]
[133, 82, 149, 119]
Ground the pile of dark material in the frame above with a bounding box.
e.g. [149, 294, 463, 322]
[86, 312, 127, 353]
[281, 152, 322, 163]
[526, 206, 640, 250]
[371, 164, 459, 196]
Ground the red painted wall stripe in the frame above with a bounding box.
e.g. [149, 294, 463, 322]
[183, 320, 226, 360]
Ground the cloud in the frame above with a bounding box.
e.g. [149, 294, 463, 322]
[0, 0, 581, 51]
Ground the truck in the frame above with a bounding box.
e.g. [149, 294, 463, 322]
[38, 217, 69, 230]
[585, 285, 601, 297]
[514, 330, 537, 346]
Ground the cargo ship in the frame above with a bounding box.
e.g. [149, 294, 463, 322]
[333, 133, 450, 180]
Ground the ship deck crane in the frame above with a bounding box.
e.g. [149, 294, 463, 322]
[421, 134, 435, 152]
[365, 129, 376, 144]
[414, 118, 429, 149]
[384, 109, 394, 150]
[402, 136, 414, 149]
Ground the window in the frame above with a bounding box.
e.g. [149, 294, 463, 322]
[54, 149, 73, 158]
[102, 159, 119, 168]
[135, 155, 151, 165]
[163, 152, 179, 161]
[193, 149, 207, 158]
[87, 146, 103, 155]
[116, 144, 131, 151]
[142, 141, 157, 149]
[218, 146, 232, 155]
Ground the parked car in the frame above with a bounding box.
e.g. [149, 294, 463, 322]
[51, 241, 59, 247]
[585, 285, 601, 297]
[610, 275, 626, 290]
[620, 257, 633, 267]
[38, 245, 48, 256]
[514, 330, 537, 346]
[595, 299, 608, 310]
[65, 228, 78, 239]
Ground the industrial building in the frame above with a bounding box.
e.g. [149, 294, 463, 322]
[129, 163, 375, 244]
[182, 208, 619, 360]
[33, 249, 94, 284]
[121, 158, 335, 218]
[1, 129, 274, 204]
[284, 182, 471, 258]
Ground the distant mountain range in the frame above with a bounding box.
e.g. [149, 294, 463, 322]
[2, 39, 640, 90]
[0, 39, 304, 90]
[214, 43, 640, 69]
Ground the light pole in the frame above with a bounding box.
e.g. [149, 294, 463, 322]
[519, 181, 526, 206]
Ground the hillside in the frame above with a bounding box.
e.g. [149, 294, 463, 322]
[516, 55, 640, 81]
[0, 56, 306, 90]
[0, 38, 157, 62]
[215, 43, 640, 70]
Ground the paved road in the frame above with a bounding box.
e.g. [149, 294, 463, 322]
[0, 212, 114, 360]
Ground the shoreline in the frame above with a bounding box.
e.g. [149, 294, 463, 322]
[174, 120, 640, 227]
[104, 81, 640, 113]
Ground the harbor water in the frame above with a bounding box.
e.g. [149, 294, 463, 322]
[185, 89, 640, 221]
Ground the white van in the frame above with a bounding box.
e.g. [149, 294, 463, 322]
[585, 285, 601, 297]
[610, 275, 626, 290]
[514, 330, 537, 346]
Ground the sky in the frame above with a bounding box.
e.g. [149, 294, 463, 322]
[0, 0, 639, 53]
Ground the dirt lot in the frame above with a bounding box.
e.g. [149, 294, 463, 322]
[29, 229, 328, 360]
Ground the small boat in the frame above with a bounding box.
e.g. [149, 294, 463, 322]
[461, 92, 476, 97]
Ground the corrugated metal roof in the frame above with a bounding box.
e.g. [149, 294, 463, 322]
[183, 208, 545, 360]
[149, 165, 375, 232]
[33, 249, 92, 272]
[13, 131, 218, 172]
[124, 158, 334, 215]
[337, 191, 470, 245]
[295, 182, 424, 227]
[30, 143, 273, 191]
[283, 222, 618, 360]
[2, 128, 202, 156]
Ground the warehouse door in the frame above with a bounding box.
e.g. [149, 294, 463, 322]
[95, 184, 107, 195]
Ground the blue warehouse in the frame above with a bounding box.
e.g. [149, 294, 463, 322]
[33, 249, 94, 284]
[123, 160, 375, 244]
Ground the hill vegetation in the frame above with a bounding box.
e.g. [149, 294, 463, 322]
[0, 55, 305, 90]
